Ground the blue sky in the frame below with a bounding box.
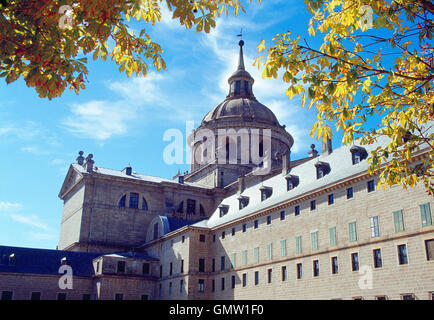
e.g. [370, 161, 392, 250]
[0, 0, 346, 249]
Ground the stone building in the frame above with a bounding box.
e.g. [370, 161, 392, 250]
[0, 42, 433, 300]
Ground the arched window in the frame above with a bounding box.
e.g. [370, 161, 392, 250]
[142, 198, 148, 211]
[119, 195, 126, 208]
[177, 201, 184, 213]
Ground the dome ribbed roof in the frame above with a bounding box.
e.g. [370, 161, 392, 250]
[201, 97, 279, 126]
[200, 40, 281, 128]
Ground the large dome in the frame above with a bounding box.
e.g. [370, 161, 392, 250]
[201, 97, 280, 127]
[199, 40, 282, 129]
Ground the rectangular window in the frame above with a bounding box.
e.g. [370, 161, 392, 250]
[373, 249, 382, 268]
[199, 259, 205, 272]
[426, 239, 434, 261]
[420, 203, 433, 227]
[351, 252, 359, 271]
[187, 199, 196, 215]
[393, 210, 405, 232]
[213, 235, 216, 242]
[58, 293, 67, 301]
[311, 231, 319, 251]
[296, 235, 302, 254]
[349, 221, 357, 242]
[310, 200, 316, 211]
[181, 260, 184, 273]
[253, 247, 259, 263]
[31, 292, 41, 300]
[220, 256, 225, 271]
[266, 243, 272, 261]
[232, 228, 235, 236]
[328, 194, 334, 205]
[347, 187, 354, 199]
[295, 205, 300, 216]
[296, 263, 302, 279]
[170, 262, 173, 276]
[254, 220, 259, 229]
[230, 253, 236, 269]
[211, 259, 215, 272]
[281, 266, 287, 281]
[267, 216, 271, 225]
[142, 263, 150, 275]
[313, 260, 319, 277]
[242, 224, 247, 232]
[221, 277, 225, 291]
[280, 239, 287, 257]
[180, 280, 184, 293]
[280, 211, 286, 220]
[222, 231, 225, 239]
[255, 271, 259, 285]
[242, 273, 247, 287]
[329, 227, 337, 247]
[231, 275, 236, 289]
[129, 192, 139, 209]
[199, 234, 206, 242]
[242, 250, 247, 266]
[370, 216, 380, 238]
[331, 257, 338, 274]
[198, 279, 204, 292]
[401, 294, 415, 300]
[1, 291, 12, 300]
[117, 261, 126, 273]
[367, 180, 375, 192]
[398, 244, 408, 265]
[267, 268, 272, 283]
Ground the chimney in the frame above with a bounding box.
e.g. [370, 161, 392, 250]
[322, 137, 332, 156]
[281, 152, 290, 175]
[308, 144, 318, 157]
[238, 175, 245, 193]
[84, 154, 94, 172]
[178, 175, 184, 184]
[123, 165, 132, 176]
[76, 151, 85, 165]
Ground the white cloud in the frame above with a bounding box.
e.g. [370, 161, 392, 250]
[0, 202, 22, 212]
[10, 214, 51, 231]
[28, 231, 57, 241]
[63, 100, 139, 141]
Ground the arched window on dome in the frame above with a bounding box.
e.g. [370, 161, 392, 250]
[142, 197, 148, 211]
[235, 80, 241, 95]
[119, 195, 126, 208]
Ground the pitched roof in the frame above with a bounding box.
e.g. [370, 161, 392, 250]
[0, 245, 101, 277]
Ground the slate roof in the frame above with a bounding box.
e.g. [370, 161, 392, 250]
[0, 245, 100, 277]
[161, 217, 200, 234]
[71, 164, 213, 189]
[197, 134, 431, 229]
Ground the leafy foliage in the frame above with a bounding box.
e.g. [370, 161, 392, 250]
[256, 0, 434, 194]
[0, 0, 254, 99]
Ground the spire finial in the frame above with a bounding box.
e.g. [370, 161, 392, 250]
[237, 38, 245, 71]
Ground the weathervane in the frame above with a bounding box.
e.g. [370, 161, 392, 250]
[237, 28, 243, 40]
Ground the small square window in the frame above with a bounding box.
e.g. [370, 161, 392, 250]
[199, 234, 206, 242]
[310, 200, 316, 211]
[347, 187, 354, 199]
[328, 194, 334, 205]
[367, 180, 375, 192]
[117, 261, 126, 273]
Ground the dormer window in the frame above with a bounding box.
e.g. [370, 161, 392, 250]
[350, 146, 368, 165]
[285, 174, 299, 191]
[315, 162, 330, 179]
[260, 186, 273, 201]
[219, 204, 229, 217]
[238, 196, 249, 210]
